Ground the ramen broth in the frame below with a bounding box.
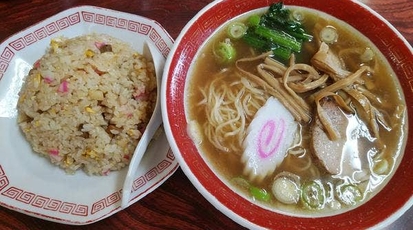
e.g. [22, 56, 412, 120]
[186, 6, 406, 216]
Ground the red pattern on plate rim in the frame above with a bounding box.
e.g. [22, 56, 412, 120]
[165, 0, 413, 228]
[0, 151, 176, 220]
[0, 6, 177, 225]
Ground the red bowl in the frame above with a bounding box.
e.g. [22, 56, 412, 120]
[162, 0, 413, 228]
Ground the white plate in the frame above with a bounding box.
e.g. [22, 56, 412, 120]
[0, 5, 177, 225]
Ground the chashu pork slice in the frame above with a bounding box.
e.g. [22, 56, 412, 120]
[312, 98, 375, 177]
[312, 99, 348, 175]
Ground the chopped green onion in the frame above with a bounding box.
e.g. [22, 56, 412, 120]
[301, 180, 326, 209]
[247, 14, 261, 27]
[272, 174, 300, 204]
[337, 184, 363, 206]
[254, 25, 301, 53]
[227, 22, 247, 39]
[213, 40, 236, 65]
[250, 186, 271, 202]
[291, 10, 305, 22]
[360, 47, 375, 62]
[320, 26, 338, 44]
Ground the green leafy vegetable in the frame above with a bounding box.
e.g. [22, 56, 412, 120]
[243, 29, 292, 60]
[254, 25, 301, 52]
[260, 2, 313, 42]
[241, 1, 313, 61]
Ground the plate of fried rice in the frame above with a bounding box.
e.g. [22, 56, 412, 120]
[0, 5, 177, 224]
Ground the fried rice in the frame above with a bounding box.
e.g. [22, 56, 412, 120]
[17, 34, 157, 175]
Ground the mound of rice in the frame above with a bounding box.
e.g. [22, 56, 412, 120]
[17, 34, 157, 175]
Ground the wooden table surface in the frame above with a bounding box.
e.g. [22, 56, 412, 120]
[0, 0, 412, 229]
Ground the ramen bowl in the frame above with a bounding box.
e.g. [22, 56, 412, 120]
[161, 0, 413, 228]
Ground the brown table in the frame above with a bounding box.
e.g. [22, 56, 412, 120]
[0, 0, 412, 229]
